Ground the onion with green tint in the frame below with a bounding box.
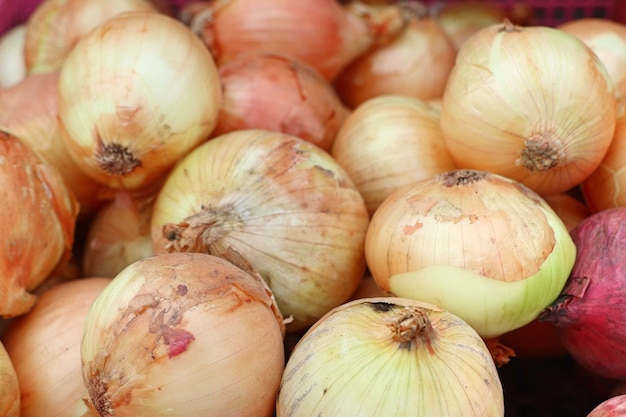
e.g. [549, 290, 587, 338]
[364, 169, 576, 339]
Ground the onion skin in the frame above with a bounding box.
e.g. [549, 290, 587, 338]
[540, 207, 626, 380]
[151, 129, 369, 332]
[2, 277, 111, 417]
[277, 297, 505, 417]
[587, 394, 626, 417]
[0, 341, 19, 417]
[81, 252, 285, 417]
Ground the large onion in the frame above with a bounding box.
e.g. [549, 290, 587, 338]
[80, 252, 285, 416]
[150, 129, 370, 331]
[440, 20, 617, 196]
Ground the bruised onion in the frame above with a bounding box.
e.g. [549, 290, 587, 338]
[540, 207, 626, 380]
[365, 169, 576, 339]
[277, 297, 504, 417]
[0, 130, 78, 318]
[80, 252, 285, 416]
[150, 129, 369, 331]
[0, 341, 19, 417]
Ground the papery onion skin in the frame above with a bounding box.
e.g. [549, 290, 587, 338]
[365, 169, 576, 338]
[331, 94, 457, 215]
[150, 129, 369, 332]
[540, 207, 626, 380]
[440, 21, 617, 196]
[277, 297, 504, 417]
[58, 11, 222, 190]
[81, 252, 285, 417]
[212, 52, 350, 152]
[0, 341, 19, 417]
[2, 277, 111, 417]
[587, 394, 626, 417]
[0, 130, 78, 318]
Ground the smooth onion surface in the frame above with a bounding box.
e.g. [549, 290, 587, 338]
[0, 24, 26, 88]
[587, 394, 626, 417]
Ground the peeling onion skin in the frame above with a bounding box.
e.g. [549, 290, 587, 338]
[57, 11, 222, 190]
[0, 341, 19, 417]
[365, 169, 576, 338]
[80, 252, 286, 417]
[540, 207, 626, 380]
[440, 21, 617, 196]
[150, 129, 370, 332]
[587, 394, 626, 417]
[277, 297, 504, 417]
[0, 130, 78, 318]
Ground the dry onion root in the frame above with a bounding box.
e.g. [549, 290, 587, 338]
[277, 297, 505, 417]
[80, 252, 286, 417]
[0, 130, 78, 318]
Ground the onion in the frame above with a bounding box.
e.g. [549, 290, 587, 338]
[365, 169, 576, 339]
[333, 8, 456, 107]
[212, 52, 350, 152]
[150, 129, 370, 331]
[543, 192, 592, 231]
[23, 0, 158, 74]
[277, 297, 505, 417]
[82, 190, 155, 279]
[331, 94, 457, 215]
[540, 207, 626, 380]
[440, 20, 617, 196]
[0, 130, 78, 318]
[0, 72, 114, 213]
[0, 341, 19, 417]
[559, 18, 626, 102]
[57, 11, 222, 190]
[80, 252, 285, 416]
[435, 3, 506, 50]
[0, 25, 26, 89]
[2, 277, 111, 417]
[587, 395, 626, 416]
[181, 0, 408, 81]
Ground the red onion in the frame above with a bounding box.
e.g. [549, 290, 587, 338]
[540, 207, 626, 380]
[587, 394, 626, 417]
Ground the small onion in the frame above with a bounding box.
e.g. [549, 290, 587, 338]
[0, 130, 78, 318]
[80, 252, 286, 416]
[2, 277, 111, 417]
[150, 129, 370, 331]
[0, 24, 26, 88]
[540, 207, 626, 380]
[587, 394, 626, 417]
[58, 11, 222, 190]
[0, 341, 19, 417]
[440, 20, 617, 196]
[212, 52, 350, 152]
[365, 169, 576, 339]
[277, 297, 505, 417]
[331, 94, 457, 215]
[23, 0, 158, 74]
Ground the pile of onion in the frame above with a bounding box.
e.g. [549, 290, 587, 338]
[440, 20, 617, 196]
[80, 252, 286, 416]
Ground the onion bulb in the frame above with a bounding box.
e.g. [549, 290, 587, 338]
[331, 94, 457, 215]
[24, 0, 157, 74]
[212, 52, 350, 152]
[2, 277, 111, 417]
[80, 252, 285, 417]
[277, 297, 505, 417]
[58, 11, 222, 190]
[0, 130, 78, 318]
[540, 207, 626, 380]
[440, 20, 617, 196]
[150, 129, 370, 331]
[543, 192, 591, 231]
[587, 394, 626, 416]
[365, 169, 576, 339]
[0, 24, 26, 88]
[0, 341, 19, 417]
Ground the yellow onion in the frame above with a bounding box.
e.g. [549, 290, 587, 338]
[0, 130, 78, 318]
[150, 129, 370, 331]
[0, 341, 19, 417]
[58, 11, 222, 190]
[82, 190, 155, 278]
[365, 169, 576, 338]
[331, 94, 457, 215]
[543, 192, 591, 231]
[2, 277, 111, 417]
[0, 72, 114, 214]
[212, 52, 350, 152]
[277, 297, 504, 417]
[80, 252, 285, 417]
[23, 0, 157, 74]
[0, 25, 26, 89]
[440, 20, 617, 196]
